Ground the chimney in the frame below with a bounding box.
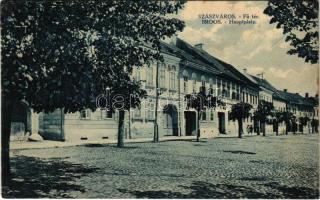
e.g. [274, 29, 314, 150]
[195, 43, 203, 50]
[284, 89, 287, 92]
[243, 68, 247, 73]
[170, 34, 178, 46]
[305, 93, 309, 98]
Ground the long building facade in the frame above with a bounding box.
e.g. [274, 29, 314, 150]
[10, 38, 319, 141]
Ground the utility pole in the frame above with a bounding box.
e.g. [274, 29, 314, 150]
[154, 62, 160, 142]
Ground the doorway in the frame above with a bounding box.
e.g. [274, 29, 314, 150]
[163, 104, 179, 136]
[218, 112, 226, 134]
[184, 111, 196, 136]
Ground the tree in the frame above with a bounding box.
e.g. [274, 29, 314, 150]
[264, 0, 318, 64]
[185, 87, 221, 142]
[253, 100, 274, 136]
[1, 0, 185, 185]
[281, 111, 295, 135]
[299, 116, 310, 134]
[311, 118, 319, 133]
[271, 111, 283, 136]
[229, 102, 252, 138]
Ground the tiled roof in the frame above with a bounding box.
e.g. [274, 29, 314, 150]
[160, 41, 220, 75]
[174, 38, 244, 83]
[277, 90, 314, 107]
[216, 59, 259, 87]
[305, 96, 319, 107]
[250, 75, 278, 93]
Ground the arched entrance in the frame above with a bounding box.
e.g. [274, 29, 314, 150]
[10, 102, 31, 141]
[163, 104, 179, 136]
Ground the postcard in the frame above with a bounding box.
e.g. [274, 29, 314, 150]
[1, 0, 319, 199]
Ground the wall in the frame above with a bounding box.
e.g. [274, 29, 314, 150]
[39, 109, 63, 140]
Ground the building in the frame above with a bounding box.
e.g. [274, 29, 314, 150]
[10, 38, 318, 141]
[277, 89, 315, 133]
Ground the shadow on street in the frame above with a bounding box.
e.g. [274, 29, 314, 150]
[2, 156, 99, 198]
[118, 180, 319, 199]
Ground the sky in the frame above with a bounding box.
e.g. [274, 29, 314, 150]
[174, 1, 319, 96]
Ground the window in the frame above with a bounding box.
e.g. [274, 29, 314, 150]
[200, 80, 206, 93]
[232, 92, 236, 100]
[183, 76, 188, 93]
[102, 110, 112, 119]
[134, 68, 140, 81]
[133, 108, 142, 118]
[207, 82, 214, 95]
[192, 79, 196, 93]
[80, 109, 91, 119]
[210, 110, 214, 121]
[146, 101, 155, 120]
[146, 66, 153, 86]
[222, 89, 227, 97]
[160, 67, 166, 88]
[202, 109, 207, 121]
[217, 80, 222, 96]
[227, 82, 231, 98]
[169, 67, 176, 90]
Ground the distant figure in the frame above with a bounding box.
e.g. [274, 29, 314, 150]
[250, 125, 253, 134]
[247, 125, 253, 134]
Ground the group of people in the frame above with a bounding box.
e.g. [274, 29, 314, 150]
[246, 125, 254, 134]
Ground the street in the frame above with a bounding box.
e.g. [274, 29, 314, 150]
[3, 134, 319, 198]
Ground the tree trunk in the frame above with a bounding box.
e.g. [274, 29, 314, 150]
[238, 119, 243, 138]
[117, 110, 125, 148]
[261, 121, 266, 136]
[285, 122, 289, 135]
[256, 120, 260, 135]
[128, 110, 132, 139]
[2, 103, 12, 186]
[153, 62, 160, 142]
[276, 122, 279, 136]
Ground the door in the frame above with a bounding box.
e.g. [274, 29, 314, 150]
[218, 112, 225, 134]
[185, 111, 196, 136]
[163, 104, 179, 136]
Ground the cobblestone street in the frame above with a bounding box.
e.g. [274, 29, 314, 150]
[3, 134, 319, 198]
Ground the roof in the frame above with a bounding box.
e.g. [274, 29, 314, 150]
[277, 90, 314, 107]
[305, 96, 319, 107]
[250, 75, 279, 93]
[174, 38, 244, 83]
[216, 59, 259, 88]
[160, 41, 221, 75]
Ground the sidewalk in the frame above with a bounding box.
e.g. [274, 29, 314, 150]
[10, 135, 199, 150]
[10, 133, 269, 150]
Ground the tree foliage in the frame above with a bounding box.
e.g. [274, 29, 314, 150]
[185, 86, 222, 141]
[229, 102, 252, 138]
[299, 116, 310, 126]
[280, 111, 295, 134]
[229, 102, 252, 121]
[1, 0, 185, 112]
[253, 100, 274, 136]
[254, 100, 274, 122]
[1, 0, 186, 183]
[264, 0, 318, 64]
